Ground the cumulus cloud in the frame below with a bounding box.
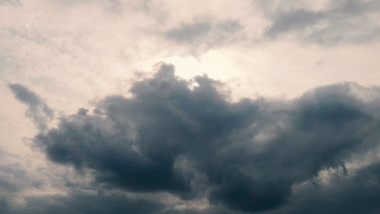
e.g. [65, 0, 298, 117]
[9, 84, 53, 131]
[6, 64, 377, 213]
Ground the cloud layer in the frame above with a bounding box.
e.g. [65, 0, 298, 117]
[2, 1, 380, 213]
[8, 63, 380, 213]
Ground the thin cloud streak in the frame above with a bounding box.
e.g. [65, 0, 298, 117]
[9, 83, 53, 131]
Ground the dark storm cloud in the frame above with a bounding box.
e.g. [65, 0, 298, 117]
[265, 0, 380, 44]
[21, 63, 380, 213]
[9, 83, 53, 131]
[269, 161, 380, 214]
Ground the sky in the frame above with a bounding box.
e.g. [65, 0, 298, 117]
[1, 0, 380, 213]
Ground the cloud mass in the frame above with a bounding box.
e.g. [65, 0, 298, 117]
[3, 0, 380, 213]
[8, 64, 380, 213]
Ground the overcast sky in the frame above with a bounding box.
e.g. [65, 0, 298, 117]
[2, 0, 380, 213]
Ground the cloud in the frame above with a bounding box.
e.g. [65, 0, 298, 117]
[0, 166, 24, 193]
[264, 0, 380, 44]
[9, 83, 53, 131]
[272, 161, 380, 214]
[166, 22, 211, 43]
[0, 0, 22, 7]
[7, 28, 49, 45]
[3, 0, 380, 212]
[164, 20, 243, 54]
[15, 63, 380, 213]
[265, 9, 324, 36]
[1, 192, 163, 214]
[0, 199, 9, 214]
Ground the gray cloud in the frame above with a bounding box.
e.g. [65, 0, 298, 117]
[165, 20, 243, 54]
[12, 64, 378, 213]
[265, 0, 380, 44]
[0, 167, 23, 193]
[266, 10, 324, 36]
[166, 22, 211, 43]
[1, 192, 163, 214]
[7, 28, 49, 45]
[0, 199, 9, 214]
[9, 83, 53, 131]
[269, 161, 380, 214]
[0, 0, 22, 7]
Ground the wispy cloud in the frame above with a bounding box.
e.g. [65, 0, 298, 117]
[164, 20, 243, 54]
[9, 84, 53, 131]
[264, 0, 380, 44]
